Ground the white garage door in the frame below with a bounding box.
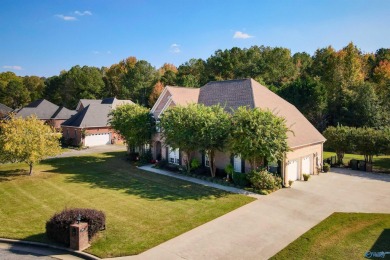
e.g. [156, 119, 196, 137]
[287, 160, 299, 181]
[85, 133, 110, 147]
[302, 156, 311, 175]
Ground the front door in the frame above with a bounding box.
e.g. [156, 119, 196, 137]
[155, 141, 162, 160]
[234, 155, 241, 173]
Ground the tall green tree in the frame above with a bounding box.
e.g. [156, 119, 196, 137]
[23, 76, 45, 101]
[0, 115, 61, 175]
[109, 104, 154, 153]
[195, 104, 231, 177]
[323, 125, 354, 165]
[160, 104, 203, 172]
[228, 107, 290, 170]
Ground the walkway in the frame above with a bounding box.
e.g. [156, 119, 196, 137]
[52, 145, 127, 159]
[137, 165, 261, 199]
[114, 168, 390, 260]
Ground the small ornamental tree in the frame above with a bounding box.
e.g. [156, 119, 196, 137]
[109, 104, 154, 154]
[160, 104, 203, 172]
[0, 115, 61, 175]
[196, 104, 231, 177]
[228, 106, 290, 170]
[352, 127, 387, 163]
[323, 125, 353, 165]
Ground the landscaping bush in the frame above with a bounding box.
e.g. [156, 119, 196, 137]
[139, 150, 152, 164]
[191, 158, 201, 171]
[323, 163, 330, 172]
[129, 152, 139, 161]
[232, 172, 249, 187]
[303, 173, 310, 181]
[46, 208, 106, 246]
[155, 159, 168, 169]
[224, 163, 234, 180]
[247, 170, 282, 191]
[288, 180, 294, 187]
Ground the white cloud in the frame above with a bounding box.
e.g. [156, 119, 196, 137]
[107, 50, 112, 54]
[233, 31, 254, 39]
[92, 50, 100, 54]
[75, 10, 92, 16]
[55, 14, 77, 21]
[2, 65, 23, 70]
[170, 43, 181, 53]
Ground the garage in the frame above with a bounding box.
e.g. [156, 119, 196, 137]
[287, 160, 299, 181]
[302, 156, 311, 175]
[84, 133, 110, 147]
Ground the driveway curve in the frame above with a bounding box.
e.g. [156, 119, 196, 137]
[115, 168, 390, 260]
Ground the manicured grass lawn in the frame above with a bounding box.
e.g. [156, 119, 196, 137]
[271, 213, 390, 260]
[0, 151, 254, 258]
[324, 151, 390, 173]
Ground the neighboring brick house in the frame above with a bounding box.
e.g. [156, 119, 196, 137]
[61, 97, 134, 147]
[0, 103, 12, 118]
[14, 99, 76, 131]
[150, 78, 326, 186]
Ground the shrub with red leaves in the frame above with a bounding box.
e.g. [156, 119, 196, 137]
[45, 208, 106, 246]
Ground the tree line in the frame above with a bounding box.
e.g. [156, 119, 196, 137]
[1, 42, 389, 130]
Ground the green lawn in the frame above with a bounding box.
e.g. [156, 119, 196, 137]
[324, 151, 390, 173]
[271, 213, 390, 260]
[0, 151, 254, 258]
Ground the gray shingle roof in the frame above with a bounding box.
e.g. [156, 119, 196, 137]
[0, 103, 12, 116]
[198, 79, 254, 112]
[51, 106, 77, 119]
[62, 104, 112, 127]
[16, 99, 59, 119]
[62, 98, 134, 128]
[14, 99, 76, 121]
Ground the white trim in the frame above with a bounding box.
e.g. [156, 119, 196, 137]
[151, 87, 170, 113]
[157, 97, 173, 119]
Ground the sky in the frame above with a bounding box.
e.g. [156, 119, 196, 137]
[0, 0, 389, 77]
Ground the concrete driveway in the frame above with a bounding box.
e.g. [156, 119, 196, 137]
[124, 168, 390, 260]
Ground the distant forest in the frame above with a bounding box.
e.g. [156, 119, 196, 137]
[1, 42, 389, 131]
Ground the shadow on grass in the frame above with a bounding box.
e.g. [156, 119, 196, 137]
[0, 169, 29, 182]
[330, 167, 390, 183]
[366, 229, 390, 259]
[41, 151, 230, 201]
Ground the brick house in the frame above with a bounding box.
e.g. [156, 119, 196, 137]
[61, 97, 134, 147]
[14, 99, 76, 131]
[150, 78, 326, 186]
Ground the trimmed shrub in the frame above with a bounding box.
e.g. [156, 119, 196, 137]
[303, 173, 310, 181]
[288, 180, 294, 187]
[155, 159, 168, 169]
[139, 150, 152, 164]
[323, 163, 330, 172]
[232, 172, 249, 187]
[190, 158, 201, 171]
[247, 170, 282, 191]
[46, 208, 106, 246]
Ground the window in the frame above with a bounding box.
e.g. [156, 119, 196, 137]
[169, 147, 180, 165]
[156, 119, 161, 133]
[205, 153, 210, 167]
[234, 155, 241, 173]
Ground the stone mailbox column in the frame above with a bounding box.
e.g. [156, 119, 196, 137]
[69, 222, 89, 251]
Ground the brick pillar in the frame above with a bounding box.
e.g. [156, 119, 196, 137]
[69, 222, 90, 251]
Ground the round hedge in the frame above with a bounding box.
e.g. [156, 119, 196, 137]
[46, 208, 105, 246]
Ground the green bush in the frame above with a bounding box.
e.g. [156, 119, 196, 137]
[139, 150, 152, 164]
[323, 163, 330, 172]
[224, 163, 234, 180]
[46, 208, 105, 246]
[190, 158, 201, 171]
[247, 170, 282, 191]
[303, 173, 310, 181]
[232, 172, 249, 187]
[155, 159, 168, 169]
[288, 180, 294, 187]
